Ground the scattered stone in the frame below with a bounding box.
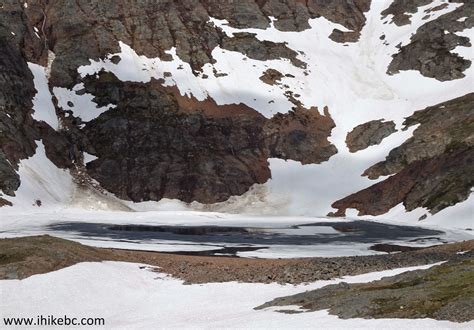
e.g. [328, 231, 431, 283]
[1, 236, 472, 288]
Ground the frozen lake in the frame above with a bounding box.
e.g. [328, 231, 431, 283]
[1, 210, 472, 258]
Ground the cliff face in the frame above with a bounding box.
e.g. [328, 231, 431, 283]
[332, 94, 474, 218]
[0, 0, 472, 222]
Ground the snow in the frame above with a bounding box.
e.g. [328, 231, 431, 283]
[83, 152, 98, 164]
[201, 0, 473, 224]
[53, 84, 115, 122]
[2, 141, 75, 210]
[1, 261, 471, 329]
[70, 0, 474, 226]
[78, 43, 208, 100]
[1, 3, 472, 327]
[28, 63, 59, 129]
[2, 0, 473, 229]
[452, 27, 474, 60]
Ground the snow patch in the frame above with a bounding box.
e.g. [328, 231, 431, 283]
[1, 261, 469, 329]
[28, 63, 59, 129]
[3, 141, 74, 209]
[53, 85, 115, 122]
[83, 152, 98, 164]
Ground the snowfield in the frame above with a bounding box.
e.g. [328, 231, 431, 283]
[1, 261, 472, 329]
[1, 1, 473, 329]
[2, 0, 472, 228]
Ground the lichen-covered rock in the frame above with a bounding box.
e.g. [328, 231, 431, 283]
[365, 93, 474, 179]
[331, 93, 474, 217]
[331, 147, 473, 217]
[256, 252, 474, 323]
[346, 120, 396, 153]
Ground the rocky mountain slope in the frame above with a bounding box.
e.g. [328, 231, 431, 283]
[0, 0, 472, 225]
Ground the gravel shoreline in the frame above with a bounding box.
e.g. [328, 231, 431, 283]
[0, 235, 472, 284]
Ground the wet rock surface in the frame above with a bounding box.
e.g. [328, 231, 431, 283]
[332, 93, 474, 217]
[81, 74, 270, 203]
[346, 119, 396, 153]
[3, 0, 352, 205]
[256, 251, 474, 323]
[0, 151, 20, 197]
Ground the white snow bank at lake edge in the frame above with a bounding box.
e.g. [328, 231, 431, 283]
[1, 261, 471, 329]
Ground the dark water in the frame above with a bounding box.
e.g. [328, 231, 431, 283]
[46, 221, 445, 256]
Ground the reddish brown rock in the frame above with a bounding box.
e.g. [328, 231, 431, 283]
[364, 93, 474, 179]
[331, 147, 473, 217]
[331, 94, 474, 217]
[265, 106, 337, 164]
[78, 72, 336, 203]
